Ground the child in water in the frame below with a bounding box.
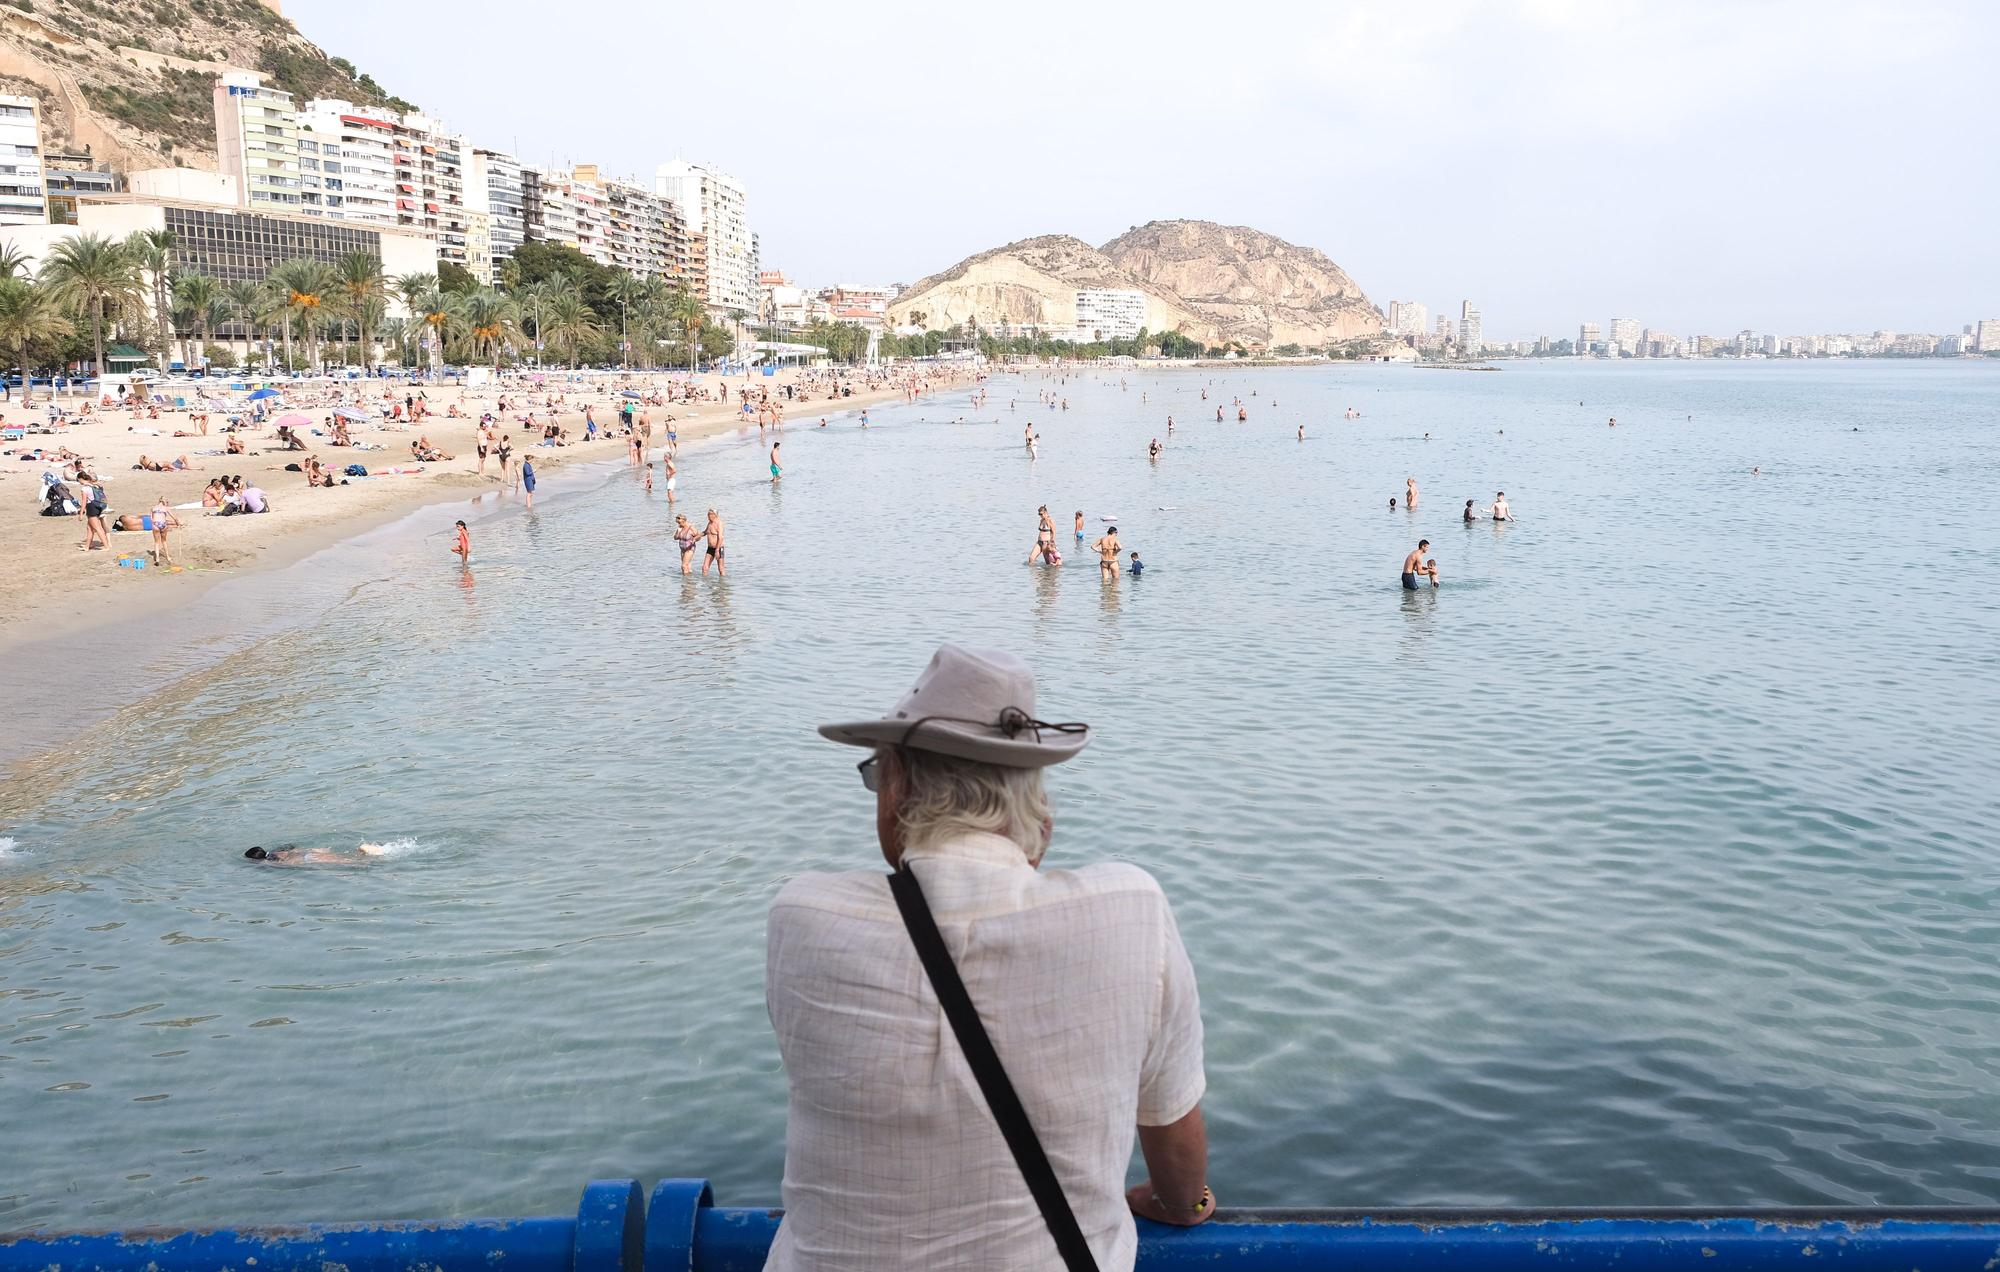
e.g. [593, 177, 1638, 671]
[1424, 558, 1440, 587]
[1130, 552, 1144, 577]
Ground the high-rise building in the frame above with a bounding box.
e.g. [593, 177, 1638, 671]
[1578, 321, 1601, 353]
[655, 159, 752, 313]
[1458, 300, 1482, 354]
[1736, 329, 1758, 355]
[391, 112, 468, 268]
[1975, 319, 2000, 352]
[1433, 315, 1454, 347]
[297, 101, 397, 227]
[1387, 300, 1427, 336]
[468, 148, 526, 270]
[214, 72, 302, 212]
[1607, 316, 1641, 355]
[0, 95, 48, 225]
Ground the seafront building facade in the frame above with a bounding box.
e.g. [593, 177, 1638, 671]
[656, 160, 753, 315]
[0, 94, 49, 226]
[1458, 301, 1483, 354]
[1074, 288, 1146, 341]
[43, 154, 118, 225]
[213, 72, 303, 213]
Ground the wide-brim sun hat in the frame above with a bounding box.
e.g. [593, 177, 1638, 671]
[818, 644, 1089, 769]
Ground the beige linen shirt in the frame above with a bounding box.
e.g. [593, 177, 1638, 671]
[764, 831, 1205, 1271]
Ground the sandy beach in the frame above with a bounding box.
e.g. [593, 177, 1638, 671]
[0, 363, 977, 653]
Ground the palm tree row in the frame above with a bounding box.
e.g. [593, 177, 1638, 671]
[1, 232, 727, 385]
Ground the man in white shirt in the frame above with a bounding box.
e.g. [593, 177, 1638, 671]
[764, 645, 1212, 1271]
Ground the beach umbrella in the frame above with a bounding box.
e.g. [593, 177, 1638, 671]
[334, 407, 371, 422]
[621, 390, 642, 399]
[276, 413, 312, 428]
[248, 387, 282, 400]
[204, 398, 228, 410]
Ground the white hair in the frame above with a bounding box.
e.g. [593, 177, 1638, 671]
[889, 747, 1053, 865]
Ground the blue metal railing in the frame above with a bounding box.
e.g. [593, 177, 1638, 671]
[6, 1178, 2000, 1271]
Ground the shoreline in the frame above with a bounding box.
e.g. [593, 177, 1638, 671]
[0, 367, 976, 766]
[0, 368, 959, 659]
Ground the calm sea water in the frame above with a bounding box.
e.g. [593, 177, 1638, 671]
[4, 359, 1999, 1229]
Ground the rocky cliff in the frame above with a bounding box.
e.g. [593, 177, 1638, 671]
[888, 220, 1382, 348]
[1102, 220, 1382, 347]
[887, 234, 1210, 339]
[0, 0, 408, 172]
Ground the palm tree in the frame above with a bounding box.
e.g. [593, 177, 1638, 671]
[668, 286, 705, 373]
[269, 258, 337, 372]
[378, 316, 411, 369]
[410, 288, 459, 374]
[335, 250, 386, 369]
[607, 273, 648, 371]
[219, 279, 262, 367]
[0, 277, 73, 406]
[539, 288, 597, 370]
[124, 228, 176, 371]
[0, 242, 31, 281]
[39, 232, 142, 381]
[457, 287, 519, 376]
[391, 270, 437, 312]
[171, 270, 222, 370]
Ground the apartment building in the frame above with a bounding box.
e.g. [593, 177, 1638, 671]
[655, 159, 751, 313]
[214, 72, 301, 212]
[0, 94, 47, 225]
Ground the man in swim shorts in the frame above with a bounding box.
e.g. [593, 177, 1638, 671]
[1402, 540, 1429, 590]
[702, 508, 727, 577]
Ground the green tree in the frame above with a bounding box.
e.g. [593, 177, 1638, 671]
[123, 227, 177, 371]
[457, 287, 519, 375]
[667, 286, 705, 372]
[539, 285, 598, 370]
[606, 273, 649, 370]
[436, 260, 476, 293]
[170, 270, 223, 369]
[334, 250, 386, 367]
[38, 232, 142, 380]
[269, 257, 337, 371]
[0, 276, 73, 405]
[224, 278, 268, 367]
[0, 242, 31, 281]
[410, 288, 460, 373]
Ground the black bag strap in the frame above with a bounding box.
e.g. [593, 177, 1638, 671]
[888, 865, 1099, 1272]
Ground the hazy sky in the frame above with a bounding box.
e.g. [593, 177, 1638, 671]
[288, 0, 1995, 338]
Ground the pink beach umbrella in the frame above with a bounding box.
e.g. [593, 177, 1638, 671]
[275, 412, 312, 429]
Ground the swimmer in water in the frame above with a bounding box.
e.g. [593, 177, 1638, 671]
[1402, 540, 1430, 591]
[452, 519, 469, 563]
[1092, 526, 1122, 578]
[1129, 551, 1144, 577]
[1148, 438, 1163, 460]
[1464, 499, 1479, 522]
[1406, 476, 1419, 508]
[1492, 491, 1512, 521]
[244, 845, 355, 865]
[1297, 423, 1304, 441]
[769, 442, 782, 483]
[1075, 510, 1085, 542]
[1390, 497, 1398, 511]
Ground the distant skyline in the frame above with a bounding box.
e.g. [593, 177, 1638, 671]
[287, 0, 1996, 337]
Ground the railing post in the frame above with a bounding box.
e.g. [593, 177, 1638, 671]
[644, 1178, 714, 1272]
[573, 1178, 645, 1272]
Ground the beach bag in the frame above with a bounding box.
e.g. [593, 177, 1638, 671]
[345, 463, 368, 477]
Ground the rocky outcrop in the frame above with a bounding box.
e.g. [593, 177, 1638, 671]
[887, 234, 1210, 339]
[1101, 220, 1382, 346]
[889, 220, 1382, 349]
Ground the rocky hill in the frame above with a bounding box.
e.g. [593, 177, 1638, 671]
[1103, 220, 1381, 347]
[0, 0, 408, 172]
[888, 220, 1383, 349]
[887, 234, 1211, 340]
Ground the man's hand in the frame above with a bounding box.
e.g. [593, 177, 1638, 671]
[1126, 1180, 1215, 1227]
